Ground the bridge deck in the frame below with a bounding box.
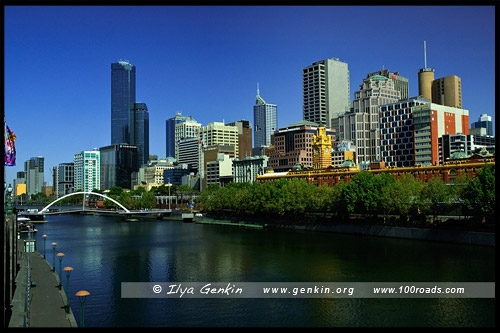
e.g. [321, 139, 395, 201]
[21, 209, 172, 216]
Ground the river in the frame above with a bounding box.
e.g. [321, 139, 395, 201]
[28, 214, 494, 327]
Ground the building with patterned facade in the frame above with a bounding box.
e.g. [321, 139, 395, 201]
[379, 97, 429, 167]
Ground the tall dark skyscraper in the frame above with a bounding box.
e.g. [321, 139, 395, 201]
[134, 102, 149, 165]
[111, 60, 149, 165]
[111, 60, 136, 145]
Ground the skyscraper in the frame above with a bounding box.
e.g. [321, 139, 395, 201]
[302, 58, 350, 128]
[133, 102, 149, 165]
[253, 86, 277, 149]
[111, 60, 136, 145]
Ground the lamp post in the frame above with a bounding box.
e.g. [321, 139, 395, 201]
[6, 183, 13, 215]
[63, 267, 73, 313]
[51, 242, 57, 272]
[75, 290, 90, 327]
[42, 235, 47, 259]
[56, 253, 64, 289]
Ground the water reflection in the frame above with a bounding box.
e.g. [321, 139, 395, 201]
[34, 214, 494, 327]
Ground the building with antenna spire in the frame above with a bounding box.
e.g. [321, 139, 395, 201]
[417, 41, 463, 109]
[418, 41, 435, 101]
[253, 84, 277, 149]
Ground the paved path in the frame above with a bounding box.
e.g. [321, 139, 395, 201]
[9, 244, 77, 328]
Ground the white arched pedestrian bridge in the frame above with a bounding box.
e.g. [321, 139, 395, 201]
[30, 191, 171, 216]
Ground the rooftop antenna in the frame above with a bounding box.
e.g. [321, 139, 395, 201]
[424, 41, 427, 68]
[257, 82, 260, 96]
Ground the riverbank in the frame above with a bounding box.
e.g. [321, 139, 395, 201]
[9, 240, 78, 328]
[195, 213, 495, 247]
[79, 209, 495, 247]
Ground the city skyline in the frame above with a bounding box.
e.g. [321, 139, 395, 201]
[4, 5, 495, 187]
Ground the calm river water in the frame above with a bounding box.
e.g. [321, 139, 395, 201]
[29, 214, 494, 327]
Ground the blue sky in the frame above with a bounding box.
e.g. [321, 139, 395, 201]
[4, 5, 495, 187]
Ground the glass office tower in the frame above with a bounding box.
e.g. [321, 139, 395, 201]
[134, 102, 149, 166]
[100, 144, 139, 190]
[253, 88, 277, 149]
[111, 60, 136, 144]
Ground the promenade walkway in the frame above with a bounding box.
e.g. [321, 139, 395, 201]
[9, 240, 78, 328]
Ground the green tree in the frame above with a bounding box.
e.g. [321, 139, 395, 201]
[381, 174, 422, 222]
[460, 164, 495, 223]
[118, 191, 135, 210]
[346, 171, 395, 216]
[108, 186, 124, 197]
[419, 178, 453, 223]
[138, 191, 157, 210]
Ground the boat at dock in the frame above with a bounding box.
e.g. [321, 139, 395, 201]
[17, 209, 47, 223]
[17, 216, 37, 234]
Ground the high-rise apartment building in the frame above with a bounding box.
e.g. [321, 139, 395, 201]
[100, 144, 139, 190]
[24, 156, 44, 196]
[111, 60, 136, 145]
[52, 162, 74, 197]
[302, 58, 350, 128]
[253, 87, 277, 149]
[74, 150, 101, 192]
[431, 75, 462, 109]
[227, 120, 252, 158]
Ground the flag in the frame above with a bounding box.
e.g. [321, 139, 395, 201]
[5, 125, 16, 166]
